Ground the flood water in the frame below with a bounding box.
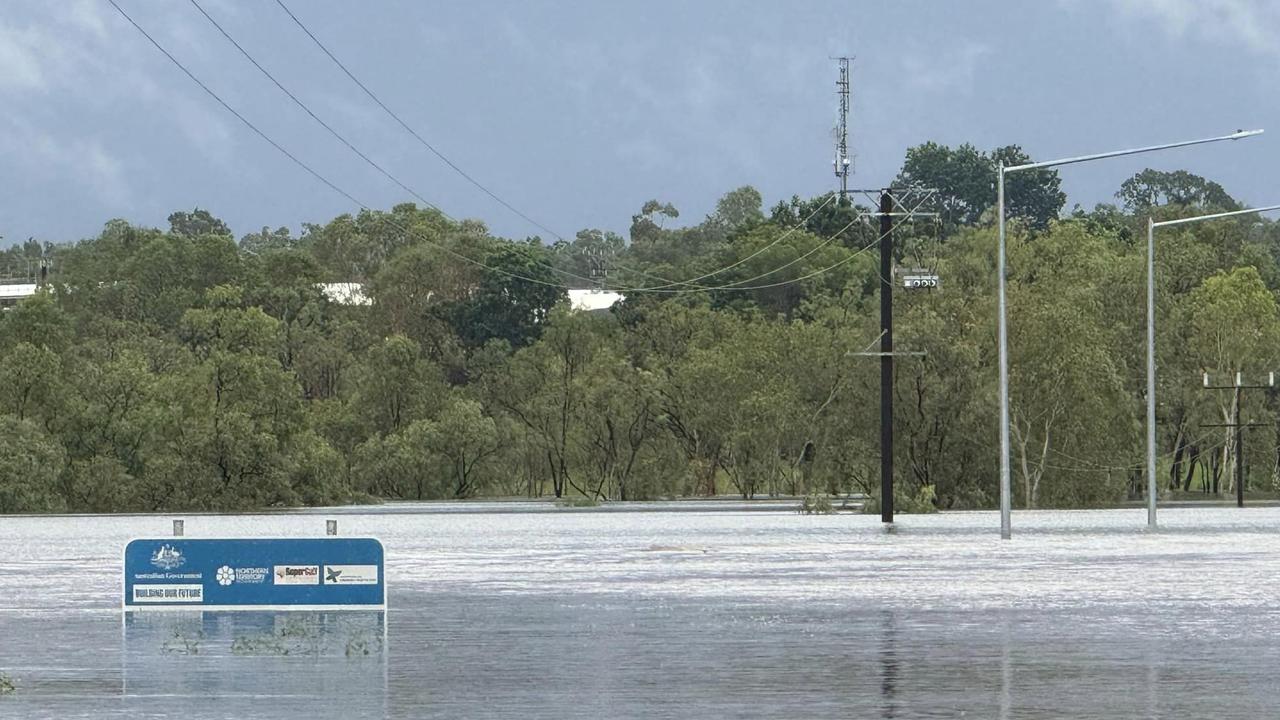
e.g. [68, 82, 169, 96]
[2, 502, 1279, 718]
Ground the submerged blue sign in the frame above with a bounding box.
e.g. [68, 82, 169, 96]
[123, 538, 385, 610]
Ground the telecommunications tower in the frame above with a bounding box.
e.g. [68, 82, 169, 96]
[833, 57, 852, 199]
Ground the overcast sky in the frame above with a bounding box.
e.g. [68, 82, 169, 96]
[1, 0, 1277, 247]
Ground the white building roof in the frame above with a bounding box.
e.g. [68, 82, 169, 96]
[318, 283, 623, 313]
[568, 288, 624, 313]
[319, 282, 371, 306]
[0, 284, 37, 300]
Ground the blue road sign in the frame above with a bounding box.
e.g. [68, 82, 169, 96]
[123, 538, 385, 610]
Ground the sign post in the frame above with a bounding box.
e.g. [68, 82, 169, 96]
[123, 538, 385, 611]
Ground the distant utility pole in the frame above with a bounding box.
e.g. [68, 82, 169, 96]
[584, 246, 609, 291]
[1200, 372, 1275, 508]
[832, 57, 852, 200]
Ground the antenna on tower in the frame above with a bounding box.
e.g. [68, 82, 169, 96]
[832, 56, 853, 201]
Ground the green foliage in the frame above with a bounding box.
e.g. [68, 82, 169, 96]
[305, 203, 454, 282]
[352, 420, 439, 500]
[1007, 222, 1136, 508]
[350, 335, 445, 434]
[168, 208, 232, 238]
[896, 142, 993, 225]
[901, 485, 938, 514]
[709, 186, 765, 233]
[0, 671, 14, 695]
[63, 457, 136, 514]
[0, 342, 65, 423]
[1188, 266, 1280, 371]
[864, 484, 938, 515]
[895, 142, 1065, 229]
[4, 156, 1276, 514]
[0, 416, 66, 513]
[350, 394, 500, 500]
[770, 191, 859, 239]
[447, 243, 565, 349]
[0, 291, 73, 353]
[428, 397, 499, 498]
[1118, 169, 1238, 212]
[239, 225, 296, 255]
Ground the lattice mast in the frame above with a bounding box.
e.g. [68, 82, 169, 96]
[833, 57, 852, 199]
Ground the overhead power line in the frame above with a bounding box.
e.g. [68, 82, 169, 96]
[271, 0, 825, 292]
[628, 195, 837, 291]
[722, 217, 858, 286]
[110, 1, 870, 296]
[596, 194, 843, 291]
[636, 220, 887, 294]
[110, 0, 572, 290]
[186, 0, 451, 219]
[188, 1, 706, 292]
[272, 0, 566, 243]
[185, 0, 614, 288]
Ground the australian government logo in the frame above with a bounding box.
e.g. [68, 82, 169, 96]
[136, 543, 200, 582]
[150, 544, 185, 570]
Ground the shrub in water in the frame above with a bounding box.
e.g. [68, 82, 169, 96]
[863, 484, 938, 515]
[0, 672, 14, 695]
[799, 492, 834, 515]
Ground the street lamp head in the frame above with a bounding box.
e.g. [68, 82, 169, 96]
[1230, 129, 1264, 140]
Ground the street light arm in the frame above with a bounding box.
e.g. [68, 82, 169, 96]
[1152, 203, 1280, 228]
[1005, 129, 1264, 173]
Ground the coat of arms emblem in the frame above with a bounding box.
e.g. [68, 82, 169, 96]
[150, 544, 185, 570]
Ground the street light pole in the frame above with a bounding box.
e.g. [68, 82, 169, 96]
[997, 164, 1011, 539]
[1146, 203, 1280, 528]
[1146, 216, 1157, 529]
[996, 128, 1261, 539]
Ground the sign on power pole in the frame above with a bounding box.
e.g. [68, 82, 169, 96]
[901, 273, 939, 290]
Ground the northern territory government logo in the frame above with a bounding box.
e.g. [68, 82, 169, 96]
[215, 565, 269, 586]
[150, 544, 185, 570]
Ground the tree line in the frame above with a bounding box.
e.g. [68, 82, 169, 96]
[2, 142, 1277, 513]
